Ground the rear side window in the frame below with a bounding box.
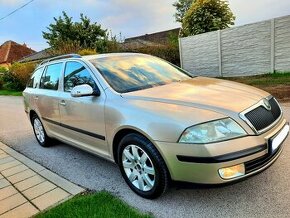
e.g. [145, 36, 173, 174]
[64, 61, 96, 92]
[40, 63, 62, 90]
[27, 67, 44, 88]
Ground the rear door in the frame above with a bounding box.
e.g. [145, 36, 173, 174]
[35, 62, 63, 135]
[58, 61, 109, 157]
[23, 67, 44, 114]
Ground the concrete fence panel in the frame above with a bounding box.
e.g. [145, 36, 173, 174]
[179, 15, 290, 77]
[275, 16, 290, 72]
[179, 31, 219, 77]
[221, 21, 271, 77]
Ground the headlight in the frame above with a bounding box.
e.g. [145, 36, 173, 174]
[179, 118, 246, 144]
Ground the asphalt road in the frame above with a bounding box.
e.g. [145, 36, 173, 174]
[0, 96, 289, 218]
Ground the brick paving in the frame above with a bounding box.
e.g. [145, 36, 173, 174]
[0, 142, 84, 218]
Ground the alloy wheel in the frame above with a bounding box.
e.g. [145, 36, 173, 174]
[122, 144, 155, 191]
[33, 118, 45, 143]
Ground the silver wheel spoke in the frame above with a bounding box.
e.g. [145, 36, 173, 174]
[142, 174, 153, 188]
[123, 149, 134, 162]
[128, 171, 137, 182]
[143, 165, 155, 175]
[131, 146, 139, 160]
[140, 153, 148, 164]
[40, 134, 44, 142]
[123, 161, 134, 169]
[137, 175, 144, 190]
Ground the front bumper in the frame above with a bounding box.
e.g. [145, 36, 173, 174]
[154, 118, 289, 184]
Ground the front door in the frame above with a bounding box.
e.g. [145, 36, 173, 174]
[58, 61, 109, 157]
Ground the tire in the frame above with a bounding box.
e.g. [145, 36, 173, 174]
[31, 114, 53, 147]
[118, 133, 170, 199]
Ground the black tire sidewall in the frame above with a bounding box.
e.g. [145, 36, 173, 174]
[118, 133, 168, 199]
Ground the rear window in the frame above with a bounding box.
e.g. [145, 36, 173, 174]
[27, 67, 44, 88]
[40, 63, 63, 90]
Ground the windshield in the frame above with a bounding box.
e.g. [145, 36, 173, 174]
[89, 54, 192, 93]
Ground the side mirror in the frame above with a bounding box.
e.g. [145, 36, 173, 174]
[71, 84, 100, 97]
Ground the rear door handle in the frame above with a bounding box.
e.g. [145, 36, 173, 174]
[34, 96, 39, 100]
[59, 100, 66, 106]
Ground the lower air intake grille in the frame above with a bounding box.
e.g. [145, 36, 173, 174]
[245, 145, 281, 173]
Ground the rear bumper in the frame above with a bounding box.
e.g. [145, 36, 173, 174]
[154, 118, 288, 184]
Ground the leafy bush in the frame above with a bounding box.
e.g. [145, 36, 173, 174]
[78, 49, 97, 56]
[3, 62, 36, 91]
[0, 79, 3, 90]
[47, 40, 82, 56]
[0, 67, 8, 89]
[0, 66, 7, 74]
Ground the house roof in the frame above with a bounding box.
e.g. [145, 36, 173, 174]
[0, 40, 35, 64]
[121, 39, 162, 50]
[19, 49, 52, 63]
[125, 28, 181, 44]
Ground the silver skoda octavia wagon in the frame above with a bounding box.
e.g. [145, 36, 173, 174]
[23, 53, 289, 199]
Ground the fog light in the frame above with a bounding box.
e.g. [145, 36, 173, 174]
[218, 164, 245, 180]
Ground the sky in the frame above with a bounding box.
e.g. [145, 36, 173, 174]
[0, 0, 290, 51]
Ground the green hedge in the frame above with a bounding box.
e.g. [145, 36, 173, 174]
[122, 45, 180, 66]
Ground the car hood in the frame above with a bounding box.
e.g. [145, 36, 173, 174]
[121, 77, 269, 114]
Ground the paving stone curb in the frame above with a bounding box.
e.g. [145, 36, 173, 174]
[0, 142, 85, 218]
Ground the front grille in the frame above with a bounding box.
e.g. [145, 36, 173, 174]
[245, 98, 281, 132]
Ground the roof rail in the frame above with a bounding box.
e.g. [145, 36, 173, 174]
[39, 54, 82, 66]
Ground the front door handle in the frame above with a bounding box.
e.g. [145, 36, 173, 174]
[59, 100, 66, 106]
[34, 96, 39, 100]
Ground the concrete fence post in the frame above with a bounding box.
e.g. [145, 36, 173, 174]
[178, 38, 183, 68]
[270, 18, 275, 73]
[217, 30, 222, 77]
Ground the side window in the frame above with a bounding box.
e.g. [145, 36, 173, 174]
[27, 67, 44, 88]
[64, 61, 96, 92]
[40, 63, 62, 90]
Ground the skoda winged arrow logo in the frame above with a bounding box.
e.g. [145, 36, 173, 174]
[263, 99, 271, 111]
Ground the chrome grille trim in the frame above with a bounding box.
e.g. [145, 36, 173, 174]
[239, 96, 283, 134]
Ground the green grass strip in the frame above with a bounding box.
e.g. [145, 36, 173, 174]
[36, 191, 153, 218]
[0, 89, 22, 96]
[223, 72, 290, 87]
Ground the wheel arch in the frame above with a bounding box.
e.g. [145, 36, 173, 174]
[112, 127, 158, 164]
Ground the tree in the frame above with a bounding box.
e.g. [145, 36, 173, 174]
[173, 0, 195, 22]
[181, 0, 235, 37]
[43, 12, 108, 54]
